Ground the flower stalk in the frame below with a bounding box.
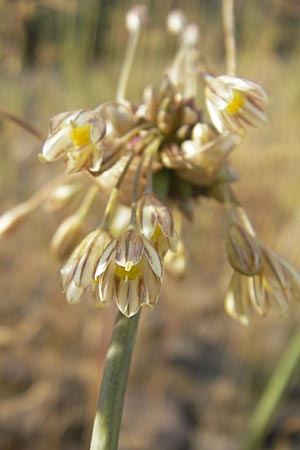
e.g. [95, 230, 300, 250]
[0, 106, 45, 142]
[222, 0, 236, 75]
[89, 311, 140, 450]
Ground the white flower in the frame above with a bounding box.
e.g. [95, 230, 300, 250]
[205, 75, 269, 135]
[225, 247, 300, 325]
[61, 228, 111, 304]
[95, 230, 163, 317]
[138, 193, 178, 256]
[41, 109, 106, 173]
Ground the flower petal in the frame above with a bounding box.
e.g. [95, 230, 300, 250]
[95, 239, 117, 277]
[115, 230, 144, 267]
[143, 238, 163, 278]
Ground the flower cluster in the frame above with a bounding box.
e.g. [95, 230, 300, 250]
[1, 6, 299, 322]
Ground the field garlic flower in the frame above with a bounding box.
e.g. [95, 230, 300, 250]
[95, 230, 163, 317]
[225, 247, 300, 326]
[1, 6, 299, 323]
[61, 228, 112, 303]
[138, 193, 178, 256]
[205, 75, 269, 135]
[41, 109, 106, 173]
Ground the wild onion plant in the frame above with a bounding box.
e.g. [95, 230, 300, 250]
[1, 3, 300, 450]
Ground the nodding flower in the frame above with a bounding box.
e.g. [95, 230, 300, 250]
[95, 230, 163, 318]
[41, 109, 106, 173]
[205, 75, 269, 135]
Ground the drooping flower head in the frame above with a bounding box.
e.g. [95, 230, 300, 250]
[1, 6, 299, 323]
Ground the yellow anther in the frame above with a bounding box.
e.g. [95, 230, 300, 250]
[152, 223, 163, 240]
[262, 277, 271, 293]
[226, 90, 245, 115]
[125, 261, 133, 271]
[115, 263, 141, 280]
[70, 124, 91, 147]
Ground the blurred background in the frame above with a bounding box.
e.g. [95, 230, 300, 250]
[1, 0, 300, 449]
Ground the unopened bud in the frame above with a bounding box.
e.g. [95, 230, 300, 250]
[164, 240, 187, 279]
[43, 183, 81, 213]
[167, 10, 186, 35]
[50, 214, 83, 259]
[182, 105, 199, 126]
[192, 123, 212, 142]
[225, 271, 250, 326]
[126, 5, 149, 32]
[226, 223, 262, 275]
[182, 23, 200, 47]
[0, 203, 33, 238]
[157, 110, 175, 135]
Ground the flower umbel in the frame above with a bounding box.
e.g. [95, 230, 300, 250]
[1, 6, 299, 324]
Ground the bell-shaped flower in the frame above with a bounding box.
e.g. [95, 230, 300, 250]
[95, 229, 163, 317]
[61, 228, 111, 304]
[226, 222, 262, 276]
[225, 246, 300, 325]
[41, 109, 106, 173]
[205, 75, 269, 135]
[137, 193, 178, 256]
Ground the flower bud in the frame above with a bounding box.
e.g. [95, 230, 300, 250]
[126, 5, 149, 32]
[163, 239, 187, 279]
[226, 223, 262, 275]
[225, 271, 250, 326]
[182, 23, 200, 47]
[50, 214, 83, 259]
[138, 193, 178, 255]
[167, 10, 186, 35]
[0, 203, 33, 238]
[42, 183, 81, 213]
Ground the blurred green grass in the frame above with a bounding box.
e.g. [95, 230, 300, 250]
[1, 1, 300, 449]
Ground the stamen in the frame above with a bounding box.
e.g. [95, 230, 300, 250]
[226, 90, 245, 115]
[70, 124, 91, 147]
[115, 262, 141, 280]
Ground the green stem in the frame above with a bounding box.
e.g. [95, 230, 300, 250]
[89, 311, 140, 450]
[241, 328, 300, 450]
